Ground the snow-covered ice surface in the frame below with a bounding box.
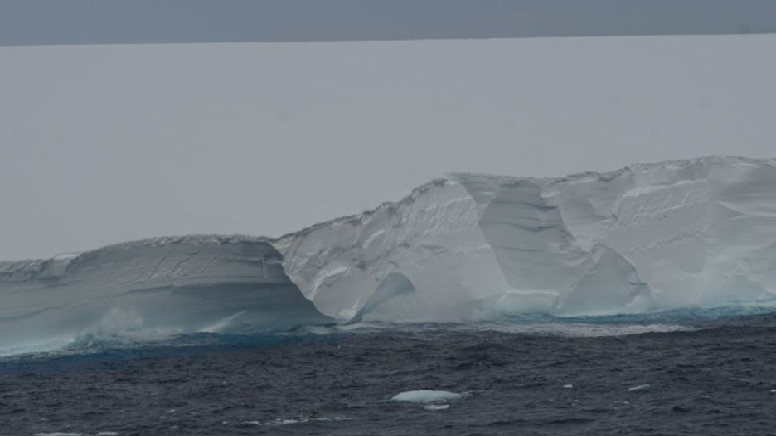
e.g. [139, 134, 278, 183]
[277, 156, 776, 321]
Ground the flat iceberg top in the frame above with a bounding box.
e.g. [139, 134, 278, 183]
[0, 234, 275, 281]
[450, 156, 776, 186]
[0, 234, 271, 266]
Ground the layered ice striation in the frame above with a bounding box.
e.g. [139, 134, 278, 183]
[0, 236, 329, 353]
[276, 157, 776, 321]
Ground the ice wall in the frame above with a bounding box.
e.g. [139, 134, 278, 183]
[276, 157, 776, 319]
[3, 157, 774, 333]
[0, 236, 329, 353]
[547, 157, 776, 308]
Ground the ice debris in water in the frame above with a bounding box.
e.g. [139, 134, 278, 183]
[34, 433, 83, 436]
[424, 404, 451, 411]
[391, 390, 462, 404]
[628, 384, 651, 391]
[243, 416, 349, 426]
[563, 384, 574, 389]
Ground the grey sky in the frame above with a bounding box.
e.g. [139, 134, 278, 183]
[2, 0, 776, 46]
[3, 35, 775, 260]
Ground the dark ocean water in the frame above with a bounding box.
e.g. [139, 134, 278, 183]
[3, 312, 776, 435]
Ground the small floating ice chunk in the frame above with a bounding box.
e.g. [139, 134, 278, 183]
[424, 404, 450, 411]
[391, 390, 462, 404]
[563, 384, 574, 389]
[243, 416, 349, 426]
[628, 384, 651, 391]
[34, 433, 83, 436]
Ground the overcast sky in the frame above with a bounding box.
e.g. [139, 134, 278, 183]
[2, 2, 776, 260]
[2, 0, 776, 45]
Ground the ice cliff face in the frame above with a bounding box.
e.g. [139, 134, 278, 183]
[3, 157, 775, 340]
[276, 157, 776, 320]
[0, 236, 329, 353]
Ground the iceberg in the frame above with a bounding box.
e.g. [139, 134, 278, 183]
[276, 156, 776, 320]
[0, 236, 330, 353]
[2, 157, 776, 351]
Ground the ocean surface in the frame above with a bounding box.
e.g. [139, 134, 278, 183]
[3, 309, 776, 435]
